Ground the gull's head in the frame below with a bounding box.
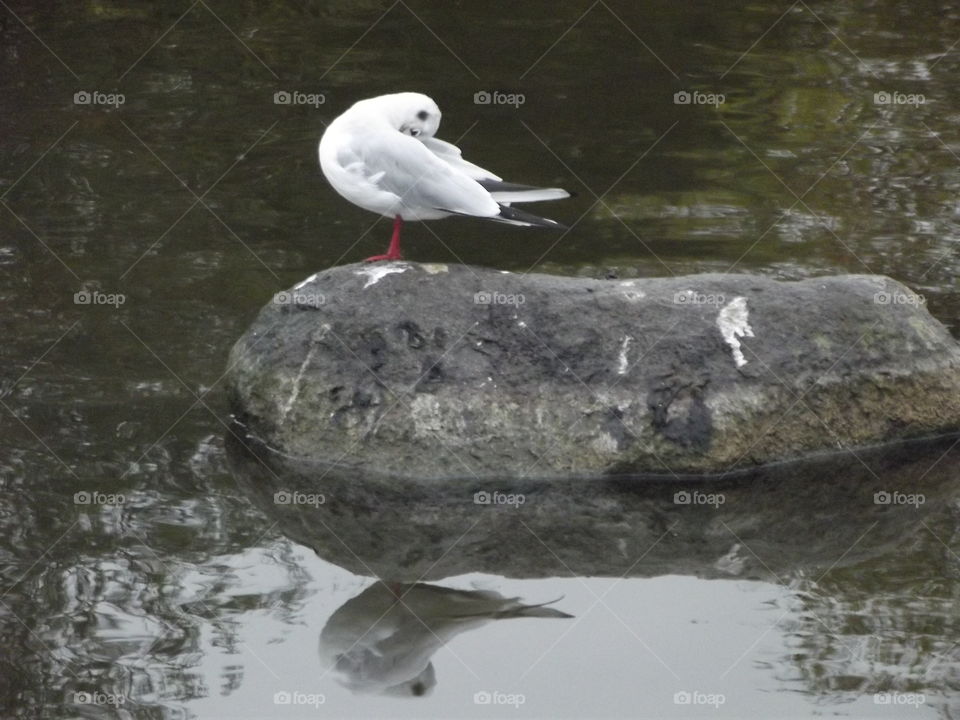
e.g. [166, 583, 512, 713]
[379, 663, 437, 698]
[354, 92, 441, 139]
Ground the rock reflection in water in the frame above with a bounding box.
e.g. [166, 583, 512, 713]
[227, 428, 959, 583]
[227, 428, 960, 710]
[319, 581, 571, 697]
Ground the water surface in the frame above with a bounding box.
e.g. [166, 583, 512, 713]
[2, 0, 960, 717]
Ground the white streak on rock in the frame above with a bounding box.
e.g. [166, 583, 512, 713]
[714, 543, 746, 575]
[281, 324, 329, 423]
[717, 296, 755, 368]
[591, 432, 619, 455]
[617, 335, 633, 375]
[355, 264, 408, 288]
[618, 280, 645, 301]
[293, 273, 319, 290]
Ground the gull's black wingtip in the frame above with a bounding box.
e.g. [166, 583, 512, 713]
[496, 204, 569, 230]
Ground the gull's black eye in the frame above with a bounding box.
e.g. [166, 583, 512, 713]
[416, 110, 429, 121]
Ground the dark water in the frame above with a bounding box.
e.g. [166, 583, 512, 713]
[1, 0, 959, 717]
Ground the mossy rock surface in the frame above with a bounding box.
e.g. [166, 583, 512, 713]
[227, 262, 960, 480]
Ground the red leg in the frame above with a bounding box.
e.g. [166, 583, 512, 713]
[364, 215, 404, 262]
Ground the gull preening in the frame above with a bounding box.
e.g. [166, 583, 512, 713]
[318, 92, 570, 262]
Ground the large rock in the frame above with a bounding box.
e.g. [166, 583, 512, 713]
[226, 262, 960, 479]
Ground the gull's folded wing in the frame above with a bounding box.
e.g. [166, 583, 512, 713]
[359, 135, 499, 217]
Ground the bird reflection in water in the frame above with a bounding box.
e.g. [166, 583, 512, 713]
[320, 581, 573, 697]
